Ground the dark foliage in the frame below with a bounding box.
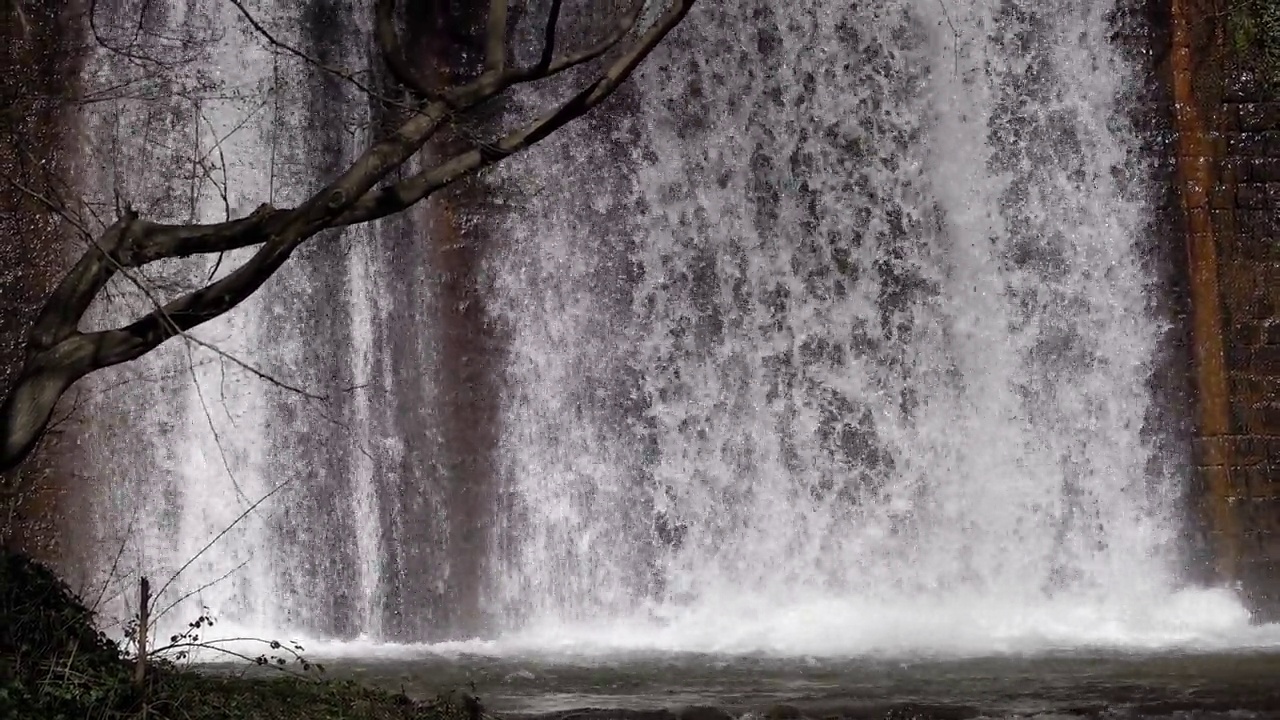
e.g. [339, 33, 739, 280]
[0, 548, 483, 719]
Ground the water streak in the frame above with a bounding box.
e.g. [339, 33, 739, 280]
[74, 0, 1268, 655]
[492, 0, 1210, 650]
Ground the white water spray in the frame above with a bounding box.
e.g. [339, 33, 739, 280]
[489, 0, 1257, 653]
[74, 0, 1273, 656]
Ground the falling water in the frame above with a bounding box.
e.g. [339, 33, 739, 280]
[70, 0, 1260, 654]
[73, 0, 469, 642]
[489, 0, 1246, 654]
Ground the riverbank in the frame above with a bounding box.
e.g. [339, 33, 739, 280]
[0, 549, 477, 720]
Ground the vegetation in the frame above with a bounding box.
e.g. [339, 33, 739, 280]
[0, 548, 481, 719]
[1229, 0, 1280, 84]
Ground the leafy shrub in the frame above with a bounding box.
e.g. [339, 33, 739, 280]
[0, 548, 482, 719]
[0, 549, 137, 718]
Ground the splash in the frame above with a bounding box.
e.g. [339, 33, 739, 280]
[490, 0, 1246, 650]
[76, 0, 1273, 654]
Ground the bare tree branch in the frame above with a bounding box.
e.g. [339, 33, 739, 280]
[28, 211, 138, 353]
[0, 0, 696, 477]
[86, 0, 217, 69]
[534, 0, 566, 75]
[338, 0, 691, 226]
[515, 0, 644, 82]
[225, 0, 407, 109]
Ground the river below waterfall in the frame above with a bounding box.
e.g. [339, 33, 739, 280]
[203, 650, 1280, 718]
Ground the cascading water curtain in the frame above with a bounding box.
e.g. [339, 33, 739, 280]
[74, 0, 413, 642]
[492, 0, 1230, 653]
[69, 0, 1256, 652]
[76, 0, 285, 639]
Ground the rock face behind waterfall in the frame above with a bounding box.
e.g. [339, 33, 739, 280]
[373, 0, 505, 641]
[0, 0, 81, 561]
[276, 0, 508, 642]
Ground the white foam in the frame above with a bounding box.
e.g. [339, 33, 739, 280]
[83, 0, 1278, 653]
[179, 586, 1280, 664]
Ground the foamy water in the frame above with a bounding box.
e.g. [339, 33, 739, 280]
[79, 0, 1280, 654]
[170, 586, 1280, 665]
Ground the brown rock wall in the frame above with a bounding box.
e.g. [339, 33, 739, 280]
[1166, 0, 1280, 619]
[0, 2, 82, 559]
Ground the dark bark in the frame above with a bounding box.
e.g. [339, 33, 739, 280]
[0, 0, 696, 481]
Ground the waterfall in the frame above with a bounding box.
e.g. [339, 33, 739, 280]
[489, 0, 1234, 653]
[74, 0, 479, 642]
[69, 0, 1253, 654]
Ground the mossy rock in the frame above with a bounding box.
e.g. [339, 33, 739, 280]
[0, 549, 135, 719]
[0, 548, 483, 719]
[0, 550, 124, 670]
[1230, 0, 1280, 87]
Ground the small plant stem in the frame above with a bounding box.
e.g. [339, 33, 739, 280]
[134, 576, 150, 686]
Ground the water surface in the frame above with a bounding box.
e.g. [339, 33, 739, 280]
[231, 650, 1280, 718]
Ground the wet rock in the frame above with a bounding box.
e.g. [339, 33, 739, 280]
[764, 704, 804, 720]
[520, 710, 676, 720]
[678, 705, 734, 720]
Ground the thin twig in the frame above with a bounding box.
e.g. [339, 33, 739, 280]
[90, 518, 137, 613]
[182, 341, 250, 504]
[225, 0, 413, 111]
[152, 476, 293, 609]
[150, 556, 250, 627]
[937, 0, 959, 76]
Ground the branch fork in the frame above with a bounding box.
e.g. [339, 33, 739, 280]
[0, 0, 695, 477]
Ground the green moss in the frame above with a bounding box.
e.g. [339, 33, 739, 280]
[1230, 0, 1280, 86]
[0, 549, 478, 720]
